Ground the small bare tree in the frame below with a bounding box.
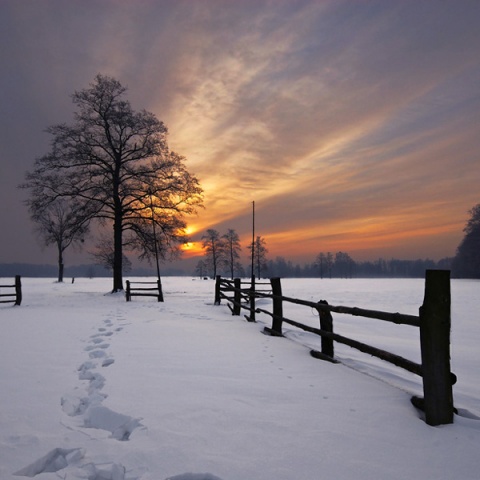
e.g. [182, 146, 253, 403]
[222, 229, 242, 279]
[194, 259, 208, 279]
[314, 252, 334, 279]
[201, 229, 225, 278]
[29, 198, 90, 282]
[248, 236, 268, 279]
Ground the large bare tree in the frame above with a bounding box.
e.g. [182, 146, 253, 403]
[22, 75, 203, 291]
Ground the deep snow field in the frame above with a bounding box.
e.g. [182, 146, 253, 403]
[0, 276, 479, 480]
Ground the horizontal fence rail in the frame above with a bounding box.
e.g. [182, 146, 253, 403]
[214, 270, 454, 426]
[125, 279, 163, 302]
[0, 275, 22, 306]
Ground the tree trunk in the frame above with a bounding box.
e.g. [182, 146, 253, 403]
[112, 164, 124, 292]
[112, 211, 123, 292]
[57, 242, 64, 283]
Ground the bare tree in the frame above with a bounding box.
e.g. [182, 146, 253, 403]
[21, 75, 203, 291]
[201, 229, 225, 278]
[28, 198, 90, 282]
[194, 259, 208, 279]
[222, 229, 242, 279]
[248, 236, 268, 279]
[314, 251, 334, 279]
[452, 203, 480, 278]
[334, 251, 355, 278]
[314, 252, 326, 279]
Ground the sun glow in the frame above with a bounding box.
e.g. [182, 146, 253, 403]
[181, 241, 204, 257]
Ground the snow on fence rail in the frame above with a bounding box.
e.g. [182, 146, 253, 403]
[214, 270, 454, 426]
[125, 279, 163, 302]
[0, 275, 22, 306]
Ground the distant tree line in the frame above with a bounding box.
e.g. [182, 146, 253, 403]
[197, 202, 480, 280]
[266, 255, 453, 278]
[195, 230, 455, 279]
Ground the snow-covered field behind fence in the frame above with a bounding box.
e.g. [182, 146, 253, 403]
[1, 276, 479, 480]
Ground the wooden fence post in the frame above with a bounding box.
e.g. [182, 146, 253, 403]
[233, 278, 241, 315]
[317, 300, 334, 358]
[126, 280, 131, 302]
[247, 275, 256, 321]
[157, 279, 164, 302]
[214, 276, 221, 305]
[14, 275, 22, 306]
[270, 277, 283, 335]
[419, 269, 453, 426]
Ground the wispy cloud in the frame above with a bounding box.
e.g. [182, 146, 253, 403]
[1, 0, 479, 264]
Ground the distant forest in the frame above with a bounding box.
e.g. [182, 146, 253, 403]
[262, 255, 453, 279]
[0, 263, 180, 279]
[0, 256, 454, 279]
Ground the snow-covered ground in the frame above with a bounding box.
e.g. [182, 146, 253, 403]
[0, 276, 479, 480]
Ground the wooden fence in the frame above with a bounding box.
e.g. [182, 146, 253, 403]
[125, 279, 164, 302]
[214, 276, 271, 321]
[0, 275, 22, 306]
[214, 270, 454, 426]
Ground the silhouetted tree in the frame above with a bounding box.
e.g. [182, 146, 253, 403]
[248, 236, 268, 279]
[452, 204, 480, 278]
[27, 198, 90, 282]
[222, 229, 242, 279]
[22, 75, 203, 292]
[314, 252, 335, 278]
[334, 251, 355, 278]
[202, 229, 225, 278]
[314, 252, 324, 278]
[325, 252, 334, 278]
[194, 259, 208, 279]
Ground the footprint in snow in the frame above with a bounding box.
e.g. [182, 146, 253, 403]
[14, 449, 127, 480]
[165, 474, 224, 480]
[92, 331, 114, 338]
[102, 358, 115, 367]
[89, 350, 107, 359]
[83, 405, 142, 441]
[13, 447, 84, 477]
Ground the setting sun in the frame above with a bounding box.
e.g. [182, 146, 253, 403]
[180, 240, 204, 257]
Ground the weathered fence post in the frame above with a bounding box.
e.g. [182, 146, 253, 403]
[317, 300, 334, 358]
[233, 278, 241, 315]
[14, 275, 22, 306]
[126, 280, 131, 302]
[247, 275, 256, 321]
[157, 279, 163, 302]
[419, 269, 453, 426]
[214, 276, 221, 305]
[270, 277, 283, 335]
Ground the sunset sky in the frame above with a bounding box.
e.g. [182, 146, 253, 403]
[1, 0, 479, 269]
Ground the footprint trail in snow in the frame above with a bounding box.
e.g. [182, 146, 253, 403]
[14, 309, 142, 479]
